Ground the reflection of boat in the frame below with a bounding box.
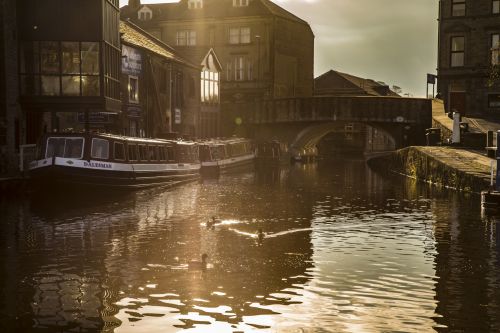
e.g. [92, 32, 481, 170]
[199, 138, 255, 176]
[29, 133, 200, 189]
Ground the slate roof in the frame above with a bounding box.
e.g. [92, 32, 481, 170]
[121, 0, 311, 29]
[315, 70, 400, 97]
[120, 19, 199, 69]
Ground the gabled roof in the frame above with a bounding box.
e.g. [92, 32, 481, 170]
[121, 0, 311, 29]
[314, 70, 400, 97]
[120, 19, 199, 69]
[201, 48, 223, 72]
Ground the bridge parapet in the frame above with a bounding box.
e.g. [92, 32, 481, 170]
[253, 96, 432, 125]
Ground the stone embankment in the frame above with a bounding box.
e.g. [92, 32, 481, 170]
[369, 146, 493, 193]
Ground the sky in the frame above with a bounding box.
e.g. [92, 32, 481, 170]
[119, 0, 439, 97]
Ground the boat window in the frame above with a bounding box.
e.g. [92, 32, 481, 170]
[139, 145, 148, 161]
[159, 146, 167, 161]
[148, 145, 156, 161]
[46, 137, 84, 159]
[167, 146, 175, 162]
[128, 144, 138, 161]
[64, 138, 84, 159]
[154, 146, 161, 161]
[114, 142, 125, 160]
[91, 138, 109, 160]
[199, 145, 212, 162]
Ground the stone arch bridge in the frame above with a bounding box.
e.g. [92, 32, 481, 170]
[250, 96, 432, 159]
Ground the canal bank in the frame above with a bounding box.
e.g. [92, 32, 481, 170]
[369, 146, 493, 193]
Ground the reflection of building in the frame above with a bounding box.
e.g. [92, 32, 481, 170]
[121, 0, 314, 136]
[437, 0, 500, 116]
[314, 70, 399, 154]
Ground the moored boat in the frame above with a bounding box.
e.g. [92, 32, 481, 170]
[255, 140, 290, 165]
[199, 138, 255, 176]
[29, 133, 200, 190]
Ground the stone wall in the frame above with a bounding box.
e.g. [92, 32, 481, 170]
[369, 146, 491, 193]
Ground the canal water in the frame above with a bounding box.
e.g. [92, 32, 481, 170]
[1, 159, 499, 333]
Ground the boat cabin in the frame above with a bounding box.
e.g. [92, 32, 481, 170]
[36, 133, 199, 165]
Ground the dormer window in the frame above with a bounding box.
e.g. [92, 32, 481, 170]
[138, 6, 152, 21]
[233, 0, 249, 7]
[188, 0, 203, 9]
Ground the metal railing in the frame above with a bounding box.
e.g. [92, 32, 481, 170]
[19, 144, 37, 174]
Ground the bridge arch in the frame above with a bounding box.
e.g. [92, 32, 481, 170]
[289, 122, 396, 160]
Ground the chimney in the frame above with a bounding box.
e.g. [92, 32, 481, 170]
[128, 0, 141, 8]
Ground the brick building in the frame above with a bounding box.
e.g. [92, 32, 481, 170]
[121, 0, 314, 136]
[0, 0, 20, 173]
[0, 0, 206, 173]
[437, 0, 500, 117]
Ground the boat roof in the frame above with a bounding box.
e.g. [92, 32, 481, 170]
[199, 138, 252, 146]
[42, 132, 197, 145]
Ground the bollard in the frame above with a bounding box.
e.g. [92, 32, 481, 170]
[452, 112, 461, 144]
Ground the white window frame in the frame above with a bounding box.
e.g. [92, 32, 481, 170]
[229, 27, 251, 44]
[235, 57, 244, 81]
[450, 36, 465, 67]
[91, 138, 109, 160]
[176, 30, 196, 46]
[45, 137, 85, 159]
[233, 0, 249, 7]
[188, 0, 203, 9]
[493, 0, 500, 14]
[201, 70, 220, 104]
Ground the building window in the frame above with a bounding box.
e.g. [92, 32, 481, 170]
[233, 0, 249, 7]
[489, 94, 500, 108]
[450, 36, 465, 67]
[20, 41, 100, 97]
[201, 70, 219, 104]
[229, 27, 251, 44]
[176, 30, 196, 46]
[139, 11, 152, 20]
[226, 57, 253, 81]
[129, 76, 139, 103]
[452, 0, 466, 16]
[188, 0, 203, 9]
[494, 0, 500, 14]
[493, 34, 500, 65]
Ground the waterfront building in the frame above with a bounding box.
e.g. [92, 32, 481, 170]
[0, 0, 20, 173]
[437, 0, 500, 116]
[314, 70, 400, 154]
[0, 0, 210, 173]
[119, 20, 203, 139]
[120, 0, 314, 136]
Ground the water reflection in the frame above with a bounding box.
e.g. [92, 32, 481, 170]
[0, 160, 500, 332]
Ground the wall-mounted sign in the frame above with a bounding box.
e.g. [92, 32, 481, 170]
[122, 45, 142, 76]
[174, 108, 181, 124]
[77, 112, 112, 123]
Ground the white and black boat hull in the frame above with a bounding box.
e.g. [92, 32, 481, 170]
[30, 158, 200, 190]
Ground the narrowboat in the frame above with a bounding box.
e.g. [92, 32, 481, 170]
[29, 133, 200, 189]
[255, 140, 289, 165]
[198, 138, 255, 175]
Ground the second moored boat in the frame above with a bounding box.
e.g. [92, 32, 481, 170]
[199, 138, 255, 176]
